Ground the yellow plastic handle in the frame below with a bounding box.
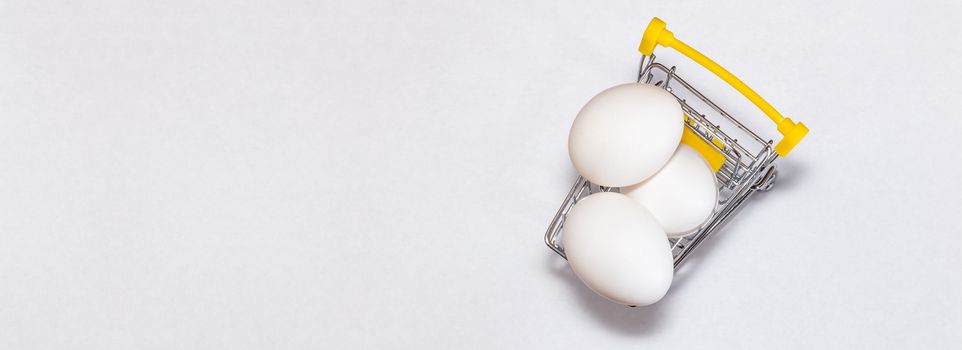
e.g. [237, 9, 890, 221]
[639, 17, 808, 157]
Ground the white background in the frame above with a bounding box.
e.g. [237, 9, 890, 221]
[2, 1, 961, 348]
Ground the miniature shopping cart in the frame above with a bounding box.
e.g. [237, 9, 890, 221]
[545, 18, 809, 270]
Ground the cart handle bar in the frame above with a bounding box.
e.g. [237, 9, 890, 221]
[639, 17, 808, 157]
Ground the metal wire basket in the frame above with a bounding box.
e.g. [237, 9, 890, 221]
[544, 17, 807, 271]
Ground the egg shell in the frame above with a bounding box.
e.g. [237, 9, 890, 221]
[568, 83, 684, 187]
[621, 144, 718, 237]
[561, 192, 674, 306]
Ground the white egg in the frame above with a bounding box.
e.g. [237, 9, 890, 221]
[568, 83, 684, 187]
[621, 144, 718, 237]
[561, 192, 673, 306]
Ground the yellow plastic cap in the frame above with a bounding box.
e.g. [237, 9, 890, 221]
[773, 120, 808, 157]
[639, 17, 672, 56]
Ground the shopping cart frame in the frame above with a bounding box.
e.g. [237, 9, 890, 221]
[544, 18, 806, 270]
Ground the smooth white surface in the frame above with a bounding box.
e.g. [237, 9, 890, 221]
[1, 1, 962, 349]
[622, 144, 718, 236]
[561, 192, 673, 306]
[568, 83, 683, 186]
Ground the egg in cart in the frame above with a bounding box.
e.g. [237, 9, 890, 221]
[544, 17, 809, 305]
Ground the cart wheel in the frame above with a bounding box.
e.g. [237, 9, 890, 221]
[753, 166, 777, 192]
